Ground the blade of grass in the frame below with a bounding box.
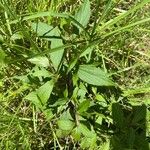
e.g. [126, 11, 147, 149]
[90, 0, 101, 38]
[7, 43, 75, 64]
[33, 106, 37, 133]
[4, 11, 12, 36]
[90, 0, 120, 39]
[9, 12, 69, 24]
[103, 17, 150, 38]
[2, 0, 41, 52]
[9, 11, 90, 37]
[98, 0, 150, 32]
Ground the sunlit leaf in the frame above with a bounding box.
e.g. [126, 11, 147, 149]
[78, 100, 90, 113]
[95, 94, 105, 102]
[10, 32, 23, 40]
[99, 140, 110, 150]
[80, 46, 94, 58]
[31, 22, 64, 71]
[78, 65, 114, 86]
[25, 80, 54, 108]
[43, 109, 53, 121]
[74, 0, 91, 29]
[50, 27, 64, 71]
[37, 80, 54, 106]
[58, 119, 75, 131]
[71, 127, 81, 141]
[25, 91, 42, 109]
[28, 56, 49, 67]
[0, 49, 6, 66]
[31, 66, 53, 78]
[31, 22, 53, 37]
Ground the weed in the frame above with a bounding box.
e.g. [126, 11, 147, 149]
[0, 0, 150, 149]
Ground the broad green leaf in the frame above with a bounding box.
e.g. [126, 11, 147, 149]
[50, 27, 64, 71]
[0, 34, 4, 42]
[78, 123, 97, 149]
[60, 109, 73, 120]
[28, 56, 49, 67]
[56, 129, 72, 138]
[0, 49, 6, 66]
[31, 66, 52, 78]
[74, 0, 91, 28]
[78, 100, 90, 113]
[78, 123, 92, 137]
[145, 98, 150, 105]
[80, 137, 96, 149]
[10, 32, 23, 40]
[71, 127, 81, 141]
[43, 109, 53, 121]
[96, 114, 105, 125]
[67, 58, 78, 73]
[57, 119, 75, 131]
[37, 80, 54, 106]
[77, 65, 114, 86]
[25, 91, 42, 109]
[49, 98, 66, 107]
[132, 105, 146, 124]
[76, 82, 87, 99]
[80, 133, 97, 149]
[77, 89, 87, 98]
[25, 91, 54, 120]
[95, 94, 105, 102]
[31, 22, 53, 37]
[99, 140, 110, 150]
[72, 87, 79, 99]
[56, 129, 63, 138]
[25, 80, 54, 108]
[31, 22, 64, 71]
[126, 128, 135, 149]
[80, 46, 94, 58]
[112, 103, 125, 128]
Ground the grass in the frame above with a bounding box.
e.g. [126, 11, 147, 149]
[0, 0, 150, 149]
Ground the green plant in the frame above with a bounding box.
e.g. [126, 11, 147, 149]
[0, 0, 150, 149]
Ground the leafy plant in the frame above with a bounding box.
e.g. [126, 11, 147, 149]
[0, 0, 150, 149]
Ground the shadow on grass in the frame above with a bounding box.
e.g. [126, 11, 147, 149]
[111, 103, 149, 150]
